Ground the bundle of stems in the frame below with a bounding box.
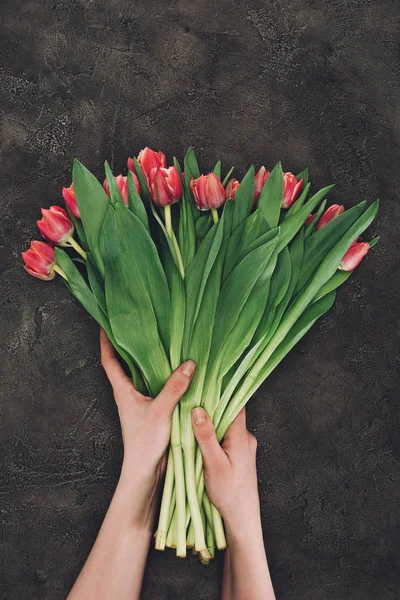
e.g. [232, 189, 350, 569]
[22, 146, 379, 562]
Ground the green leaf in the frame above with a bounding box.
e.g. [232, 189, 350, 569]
[222, 166, 235, 187]
[86, 252, 107, 315]
[248, 200, 379, 380]
[304, 199, 327, 239]
[55, 248, 102, 324]
[231, 165, 255, 231]
[296, 167, 309, 187]
[216, 291, 337, 438]
[312, 270, 352, 303]
[207, 230, 279, 386]
[296, 200, 367, 292]
[213, 160, 221, 178]
[257, 161, 283, 228]
[180, 207, 234, 430]
[149, 201, 183, 276]
[195, 213, 213, 243]
[100, 204, 171, 395]
[283, 182, 311, 220]
[369, 236, 380, 248]
[223, 209, 273, 282]
[72, 160, 111, 276]
[67, 211, 88, 251]
[278, 184, 335, 251]
[174, 157, 196, 268]
[104, 161, 123, 206]
[183, 146, 201, 180]
[262, 229, 305, 343]
[183, 216, 225, 353]
[127, 171, 150, 231]
[132, 157, 150, 202]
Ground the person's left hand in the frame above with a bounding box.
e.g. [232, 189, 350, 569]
[100, 330, 196, 527]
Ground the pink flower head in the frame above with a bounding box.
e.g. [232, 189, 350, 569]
[103, 174, 130, 206]
[190, 173, 226, 211]
[339, 240, 370, 271]
[254, 166, 270, 205]
[316, 204, 345, 230]
[134, 147, 167, 181]
[225, 178, 240, 200]
[62, 183, 80, 218]
[149, 166, 182, 207]
[22, 241, 56, 281]
[282, 173, 304, 209]
[37, 206, 73, 244]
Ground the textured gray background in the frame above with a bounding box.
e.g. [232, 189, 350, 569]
[1, 0, 399, 599]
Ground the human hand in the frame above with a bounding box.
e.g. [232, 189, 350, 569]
[192, 407, 260, 533]
[100, 330, 196, 526]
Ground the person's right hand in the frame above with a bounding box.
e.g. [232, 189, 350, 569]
[191, 407, 260, 529]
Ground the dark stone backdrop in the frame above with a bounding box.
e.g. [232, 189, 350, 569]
[0, 1, 399, 599]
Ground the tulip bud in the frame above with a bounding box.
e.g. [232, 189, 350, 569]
[254, 166, 270, 205]
[133, 147, 167, 181]
[282, 173, 304, 209]
[305, 214, 316, 226]
[103, 174, 132, 205]
[149, 166, 182, 207]
[316, 204, 345, 230]
[22, 241, 56, 280]
[37, 206, 74, 245]
[339, 240, 370, 271]
[225, 178, 240, 200]
[190, 173, 226, 211]
[62, 183, 80, 218]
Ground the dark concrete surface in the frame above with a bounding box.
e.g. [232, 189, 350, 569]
[0, 0, 399, 598]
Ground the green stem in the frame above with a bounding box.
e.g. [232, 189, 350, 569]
[171, 409, 187, 557]
[206, 520, 216, 559]
[183, 441, 209, 557]
[211, 208, 219, 224]
[66, 236, 87, 260]
[166, 509, 176, 548]
[53, 265, 67, 279]
[211, 503, 226, 550]
[164, 204, 173, 236]
[155, 449, 174, 551]
[164, 205, 185, 278]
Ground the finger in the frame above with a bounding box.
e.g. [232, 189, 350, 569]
[223, 407, 248, 444]
[153, 360, 196, 418]
[192, 408, 229, 475]
[100, 329, 131, 390]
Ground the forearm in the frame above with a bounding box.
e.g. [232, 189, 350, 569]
[68, 471, 156, 600]
[222, 516, 275, 600]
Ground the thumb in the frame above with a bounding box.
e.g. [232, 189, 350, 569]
[192, 408, 228, 475]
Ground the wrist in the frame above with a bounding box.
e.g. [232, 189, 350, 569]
[115, 466, 160, 532]
[222, 500, 263, 545]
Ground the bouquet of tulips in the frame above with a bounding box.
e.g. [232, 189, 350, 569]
[23, 147, 379, 562]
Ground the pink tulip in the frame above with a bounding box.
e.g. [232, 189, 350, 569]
[103, 174, 131, 205]
[37, 206, 74, 245]
[254, 166, 270, 205]
[316, 204, 345, 230]
[305, 214, 316, 226]
[22, 241, 56, 280]
[339, 240, 370, 271]
[62, 183, 80, 218]
[190, 173, 226, 211]
[149, 166, 182, 207]
[129, 147, 167, 182]
[282, 173, 304, 209]
[225, 178, 240, 200]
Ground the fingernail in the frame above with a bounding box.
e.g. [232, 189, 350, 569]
[192, 407, 206, 425]
[182, 360, 196, 378]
